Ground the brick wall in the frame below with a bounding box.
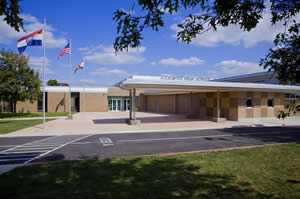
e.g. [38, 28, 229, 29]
[16, 100, 38, 112]
[80, 92, 108, 112]
[141, 91, 285, 121]
[47, 92, 69, 112]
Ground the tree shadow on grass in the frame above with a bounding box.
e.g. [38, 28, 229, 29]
[0, 157, 275, 199]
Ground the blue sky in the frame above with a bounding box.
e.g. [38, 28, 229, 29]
[0, 0, 286, 86]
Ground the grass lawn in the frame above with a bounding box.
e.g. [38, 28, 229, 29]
[0, 112, 68, 119]
[0, 119, 52, 134]
[0, 144, 299, 199]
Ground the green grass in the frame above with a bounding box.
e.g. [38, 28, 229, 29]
[0, 144, 299, 199]
[0, 112, 68, 119]
[0, 119, 52, 134]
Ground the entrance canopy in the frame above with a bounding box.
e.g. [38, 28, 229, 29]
[119, 75, 300, 94]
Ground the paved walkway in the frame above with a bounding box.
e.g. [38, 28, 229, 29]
[2, 112, 300, 137]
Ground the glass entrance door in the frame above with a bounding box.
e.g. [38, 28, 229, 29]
[108, 96, 131, 111]
[111, 98, 121, 111]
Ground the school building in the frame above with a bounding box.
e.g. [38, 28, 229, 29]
[3, 72, 300, 122]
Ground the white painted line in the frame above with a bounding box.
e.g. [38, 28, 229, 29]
[0, 158, 30, 162]
[70, 141, 96, 145]
[22, 144, 59, 147]
[117, 131, 287, 143]
[2, 150, 44, 154]
[12, 147, 55, 151]
[24, 134, 93, 164]
[0, 145, 18, 148]
[1, 136, 57, 153]
[118, 134, 232, 143]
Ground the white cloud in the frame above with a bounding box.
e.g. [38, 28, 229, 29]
[80, 44, 146, 65]
[92, 67, 129, 78]
[79, 78, 97, 85]
[208, 60, 264, 78]
[0, 14, 67, 48]
[155, 57, 204, 66]
[28, 56, 54, 75]
[171, 12, 300, 48]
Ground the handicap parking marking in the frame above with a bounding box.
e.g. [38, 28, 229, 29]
[99, 137, 114, 146]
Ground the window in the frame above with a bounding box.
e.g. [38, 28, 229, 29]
[267, 98, 274, 107]
[246, 98, 253, 108]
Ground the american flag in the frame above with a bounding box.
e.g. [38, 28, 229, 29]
[58, 42, 71, 59]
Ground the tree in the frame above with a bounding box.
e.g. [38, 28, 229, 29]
[113, 0, 300, 83]
[0, 50, 40, 112]
[0, 0, 23, 31]
[47, 79, 59, 86]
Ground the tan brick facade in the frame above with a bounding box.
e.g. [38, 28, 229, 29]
[140, 91, 285, 121]
[47, 92, 69, 112]
[16, 100, 38, 112]
[80, 92, 108, 112]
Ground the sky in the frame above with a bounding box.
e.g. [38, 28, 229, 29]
[0, 0, 290, 86]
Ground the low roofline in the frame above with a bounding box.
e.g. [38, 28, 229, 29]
[213, 71, 274, 81]
[119, 75, 300, 94]
[42, 86, 108, 93]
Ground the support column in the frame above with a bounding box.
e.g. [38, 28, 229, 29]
[213, 91, 221, 122]
[217, 91, 220, 120]
[129, 89, 132, 119]
[128, 88, 141, 125]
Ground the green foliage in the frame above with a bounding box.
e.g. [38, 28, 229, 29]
[0, 50, 40, 112]
[0, 0, 23, 31]
[0, 144, 299, 198]
[277, 98, 300, 120]
[113, 1, 299, 82]
[0, 119, 52, 134]
[47, 79, 59, 86]
[260, 22, 300, 84]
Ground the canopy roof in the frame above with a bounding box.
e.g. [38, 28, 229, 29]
[119, 75, 300, 94]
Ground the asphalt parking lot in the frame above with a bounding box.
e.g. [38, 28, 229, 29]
[0, 126, 299, 166]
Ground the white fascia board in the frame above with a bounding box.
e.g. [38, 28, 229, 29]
[120, 76, 300, 93]
[43, 86, 108, 93]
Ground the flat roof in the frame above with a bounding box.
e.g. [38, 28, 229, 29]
[119, 75, 300, 94]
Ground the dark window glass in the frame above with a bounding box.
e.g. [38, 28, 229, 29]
[267, 98, 274, 107]
[246, 98, 252, 107]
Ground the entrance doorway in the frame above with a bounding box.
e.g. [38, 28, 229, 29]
[108, 97, 130, 111]
[71, 92, 80, 112]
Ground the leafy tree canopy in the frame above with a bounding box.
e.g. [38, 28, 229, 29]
[0, 50, 40, 112]
[113, 0, 300, 83]
[0, 0, 23, 31]
[47, 79, 59, 86]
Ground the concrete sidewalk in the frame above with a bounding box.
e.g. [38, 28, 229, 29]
[2, 112, 299, 137]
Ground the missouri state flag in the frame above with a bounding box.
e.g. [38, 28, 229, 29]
[17, 28, 43, 54]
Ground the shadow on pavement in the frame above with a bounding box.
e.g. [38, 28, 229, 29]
[220, 126, 300, 144]
[0, 157, 275, 199]
[93, 115, 207, 124]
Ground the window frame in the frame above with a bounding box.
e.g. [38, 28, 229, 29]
[267, 98, 274, 108]
[245, 97, 253, 108]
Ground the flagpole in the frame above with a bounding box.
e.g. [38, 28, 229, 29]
[42, 18, 46, 125]
[68, 39, 72, 119]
